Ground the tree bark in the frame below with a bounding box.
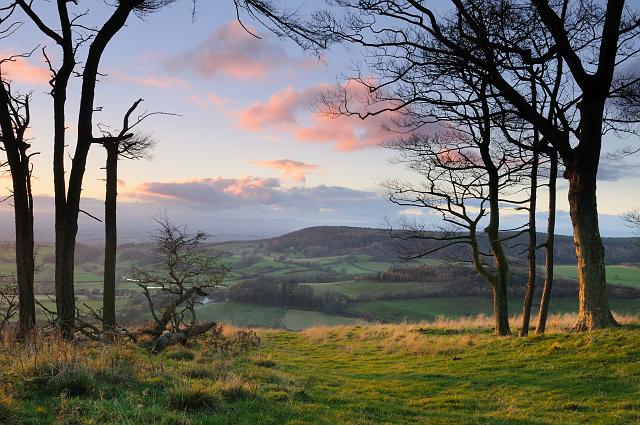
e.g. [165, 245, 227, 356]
[493, 280, 510, 336]
[13, 167, 36, 338]
[536, 149, 557, 335]
[566, 114, 617, 331]
[103, 145, 118, 329]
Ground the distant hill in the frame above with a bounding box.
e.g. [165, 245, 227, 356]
[265, 226, 640, 265]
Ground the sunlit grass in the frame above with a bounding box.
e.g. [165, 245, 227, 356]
[0, 316, 638, 424]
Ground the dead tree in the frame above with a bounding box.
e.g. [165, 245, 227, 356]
[10, 0, 181, 338]
[132, 218, 229, 352]
[300, 0, 640, 330]
[93, 99, 164, 330]
[0, 55, 37, 338]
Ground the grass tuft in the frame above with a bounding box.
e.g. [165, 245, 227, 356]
[48, 365, 95, 397]
[250, 353, 276, 368]
[218, 376, 257, 402]
[167, 381, 222, 412]
[164, 347, 196, 361]
[0, 391, 18, 425]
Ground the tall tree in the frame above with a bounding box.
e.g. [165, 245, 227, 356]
[13, 0, 180, 337]
[0, 58, 36, 338]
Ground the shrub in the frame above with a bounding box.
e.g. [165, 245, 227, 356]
[167, 382, 222, 412]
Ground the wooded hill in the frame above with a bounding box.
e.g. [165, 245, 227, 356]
[264, 226, 640, 265]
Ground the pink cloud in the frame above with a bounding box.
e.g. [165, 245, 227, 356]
[125, 177, 281, 207]
[187, 92, 234, 108]
[120, 176, 386, 217]
[169, 21, 314, 80]
[114, 72, 191, 89]
[233, 82, 416, 151]
[0, 54, 50, 85]
[117, 179, 128, 191]
[251, 159, 318, 182]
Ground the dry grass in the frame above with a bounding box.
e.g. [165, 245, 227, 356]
[301, 313, 640, 354]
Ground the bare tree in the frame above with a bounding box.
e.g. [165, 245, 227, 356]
[624, 209, 640, 232]
[9, 0, 182, 338]
[0, 55, 37, 338]
[132, 218, 229, 351]
[383, 77, 531, 335]
[92, 99, 164, 330]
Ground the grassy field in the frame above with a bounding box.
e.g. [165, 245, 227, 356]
[346, 297, 640, 323]
[554, 264, 640, 288]
[309, 280, 448, 299]
[1, 319, 638, 424]
[195, 302, 359, 330]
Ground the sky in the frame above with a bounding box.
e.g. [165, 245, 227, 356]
[1, 1, 639, 242]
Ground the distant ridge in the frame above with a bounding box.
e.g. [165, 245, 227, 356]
[264, 226, 640, 265]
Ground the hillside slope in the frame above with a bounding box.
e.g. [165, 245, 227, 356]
[2, 320, 639, 424]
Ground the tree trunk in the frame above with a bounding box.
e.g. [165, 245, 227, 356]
[566, 133, 617, 331]
[493, 280, 510, 336]
[520, 144, 539, 336]
[103, 145, 118, 329]
[478, 90, 511, 336]
[53, 36, 75, 339]
[56, 229, 76, 338]
[13, 173, 36, 338]
[536, 149, 557, 335]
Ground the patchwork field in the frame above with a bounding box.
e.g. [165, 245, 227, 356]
[195, 302, 359, 330]
[1, 229, 639, 330]
[345, 297, 640, 323]
[554, 264, 640, 288]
